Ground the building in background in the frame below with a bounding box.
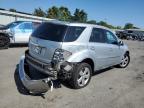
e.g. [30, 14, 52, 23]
[0, 8, 53, 25]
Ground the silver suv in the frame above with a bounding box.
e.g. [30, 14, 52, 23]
[19, 21, 130, 93]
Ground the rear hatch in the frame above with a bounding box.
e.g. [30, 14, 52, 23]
[29, 22, 67, 63]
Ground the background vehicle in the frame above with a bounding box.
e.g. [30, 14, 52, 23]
[19, 22, 130, 94]
[116, 30, 128, 39]
[116, 29, 144, 41]
[0, 21, 41, 49]
[141, 31, 144, 41]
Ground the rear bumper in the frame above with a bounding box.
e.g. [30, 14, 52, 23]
[19, 56, 50, 94]
[19, 50, 76, 93]
[25, 50, 57, 78]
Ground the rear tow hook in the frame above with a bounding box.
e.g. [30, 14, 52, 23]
[43, 78, 54, 92]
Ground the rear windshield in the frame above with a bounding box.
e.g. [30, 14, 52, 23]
[32, 23, 67, 42]
[32, 22, 85, 42]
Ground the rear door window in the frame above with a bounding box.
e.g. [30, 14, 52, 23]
[19, 23, 32, 30]
[24, 23, 32, 30]
[89, 28, 106, 43]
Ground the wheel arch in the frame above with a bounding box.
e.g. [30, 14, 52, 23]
[0, 33, 10, 39]
[81, 58, 94, 72]
[125, 50, 130, 55]
[0, 33, 10, 48]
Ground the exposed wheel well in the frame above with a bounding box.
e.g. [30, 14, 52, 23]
[0, 33, 9, 39]
[0, 33, 10, 48]
[126, 51, 130, 55]
[81, 58, 94, 72]
[0, 33, 6, 36]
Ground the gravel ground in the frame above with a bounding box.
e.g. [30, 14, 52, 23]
[0, 40, 144, 108]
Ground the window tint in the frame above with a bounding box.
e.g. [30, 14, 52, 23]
[89, 28, 106, 43]
[19, 23, 32, 30]
[64, 26, 85, 42]
[32, 23, 67, 42]
[105, 30, 118, 44]
[24, 23, 32, 29]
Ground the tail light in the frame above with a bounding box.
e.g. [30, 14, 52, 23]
[52, 49, 72, 62]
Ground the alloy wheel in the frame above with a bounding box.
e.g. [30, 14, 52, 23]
[77, 67, 90, 87]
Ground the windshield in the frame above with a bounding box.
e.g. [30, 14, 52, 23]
[5, 21, 22, 28]
[32, 22, 85, 42]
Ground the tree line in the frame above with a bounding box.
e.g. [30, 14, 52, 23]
[9, 7, 138, 29]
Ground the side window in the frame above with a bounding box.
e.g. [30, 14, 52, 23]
[105, 30, 118, 45]
[19, 23, 32, 30]
[18, 23, 24, 29]
[64, 26, 85, 42]
[89, 28, 106, 43]
[24, 23, 32, 30]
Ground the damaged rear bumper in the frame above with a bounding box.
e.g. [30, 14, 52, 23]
[19, 56, 51, 94]
[18, 51, 76, 94]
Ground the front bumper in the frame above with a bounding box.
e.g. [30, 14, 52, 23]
[19, 56, 51, 94]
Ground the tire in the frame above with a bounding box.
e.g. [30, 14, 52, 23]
[69, 63, 92, 89]
[118, 53, 130, 68]
[0, 35, 10, 49]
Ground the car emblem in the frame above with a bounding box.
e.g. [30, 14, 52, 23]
[34, 46, 41, 54]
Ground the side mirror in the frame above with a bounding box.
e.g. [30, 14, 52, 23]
[119, 40, 124, 46]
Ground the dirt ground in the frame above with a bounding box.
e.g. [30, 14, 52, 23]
[0, 40, 144, 108]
